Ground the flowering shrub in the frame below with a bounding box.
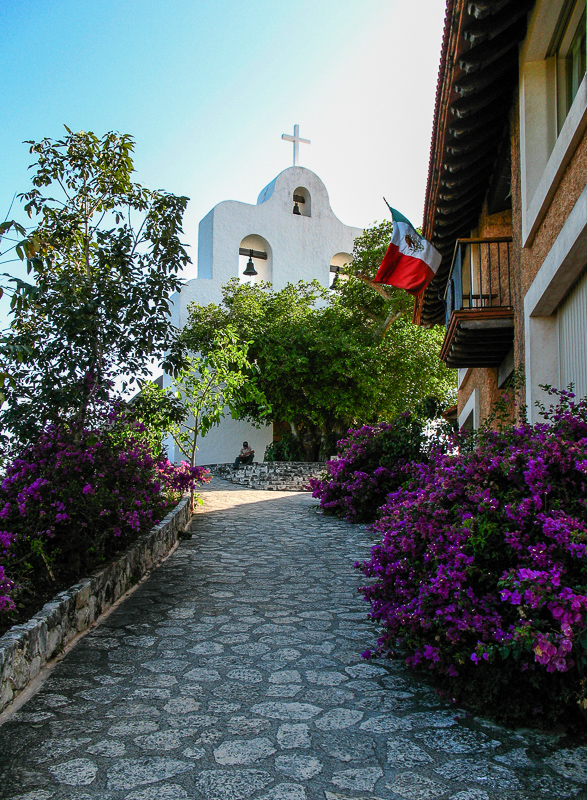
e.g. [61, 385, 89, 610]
[358, 390, 587, 725]
[0, 566, 14, 612]
[0, 421, 209, 632]
[309, 414, 431, 523]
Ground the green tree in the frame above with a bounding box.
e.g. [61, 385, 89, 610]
[337, 220, 414, 338]
[0, 128, 190, 445]
[0, 220, 36, 405]
[124, 381, 187, 457]
[167, 328, 269, 507]
[180, 278, 454, 461]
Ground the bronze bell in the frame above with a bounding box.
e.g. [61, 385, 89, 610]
[293, 202, 301, 215]
[243, 251, 258, 276]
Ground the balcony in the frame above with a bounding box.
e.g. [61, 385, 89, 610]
[440, 237, 514, 368]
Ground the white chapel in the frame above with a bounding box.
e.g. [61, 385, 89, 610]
[167, 128, 363, 465]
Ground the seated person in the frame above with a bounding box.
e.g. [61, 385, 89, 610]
[234, 441, 255, 469]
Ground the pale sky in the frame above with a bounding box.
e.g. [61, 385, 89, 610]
[1, 0, 446, 286]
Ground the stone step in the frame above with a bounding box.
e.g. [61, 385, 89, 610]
[204, 462, 325, 492]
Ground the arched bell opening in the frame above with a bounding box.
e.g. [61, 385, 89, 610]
[329, 251, 352, 290]
[292, 186, 311, 217]
[238, 234, 273, 284]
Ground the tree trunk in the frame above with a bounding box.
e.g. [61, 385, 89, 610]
[289, 421, 300, 441]
[189, 424, 199, 512]
[318, 422, 330, 462]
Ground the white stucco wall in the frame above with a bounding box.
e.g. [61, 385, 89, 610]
[166, 166, 362, 465]
[170, 166, 362, 329]
[167, 416, 272, 467]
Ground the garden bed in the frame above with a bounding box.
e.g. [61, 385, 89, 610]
[0, 494, 191, 714]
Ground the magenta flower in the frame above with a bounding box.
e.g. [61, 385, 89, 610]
[0, 406, 209, 620]
[348, 389, 587, 723]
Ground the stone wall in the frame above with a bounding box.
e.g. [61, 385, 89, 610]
[0, 496, 192, 714]
[207, 462, 325, 491]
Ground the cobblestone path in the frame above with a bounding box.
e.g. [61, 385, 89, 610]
[1, 480, 586, 800]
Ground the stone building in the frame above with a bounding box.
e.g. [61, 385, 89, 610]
[167, 163, 362, 465]
[415, 0, 587, 427]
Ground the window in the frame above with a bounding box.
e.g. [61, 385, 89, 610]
[568, 12, 587, 101]
[553, 0, 587, 133]
[520, 0, 587, 242]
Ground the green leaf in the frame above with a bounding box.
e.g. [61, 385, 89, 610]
[0, 128, 190, 444]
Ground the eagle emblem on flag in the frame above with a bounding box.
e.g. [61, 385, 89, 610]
[404, 232, 424, 254]
[373, 200, 442, 296]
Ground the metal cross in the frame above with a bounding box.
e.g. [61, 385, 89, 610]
[281, 124, 311, 167]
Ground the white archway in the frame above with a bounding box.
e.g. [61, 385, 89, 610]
[239, 234, 273, 284]
[329, 251, 352, 287]
[293, 186, 311, 217]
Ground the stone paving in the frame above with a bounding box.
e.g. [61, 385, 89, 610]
[1, 479, 586, 800]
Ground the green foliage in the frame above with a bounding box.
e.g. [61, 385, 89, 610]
[264, 433, 305, 462]
[0, 220, 35, 406]
[126, 382, 187, 457]
[166, 327, 269, 504]
[311, 402, 453, 523]
[180, 278, 455, 460]
[348, 220, 395, 280]
[0, 128, 190, 446]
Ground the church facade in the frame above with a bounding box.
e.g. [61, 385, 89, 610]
[167, 165, 363, 465]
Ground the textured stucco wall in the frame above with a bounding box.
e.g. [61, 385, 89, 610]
[520, 131, 587, 296]
[457, 368, 505, 426]
[516, 74, 587, 418]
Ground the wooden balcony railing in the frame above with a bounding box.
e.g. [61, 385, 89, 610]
[440, 237, 515, 368]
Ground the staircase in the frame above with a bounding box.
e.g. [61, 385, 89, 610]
[205, 462, 325, 492]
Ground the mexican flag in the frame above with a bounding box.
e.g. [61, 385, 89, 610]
[374, 206, 441, 296]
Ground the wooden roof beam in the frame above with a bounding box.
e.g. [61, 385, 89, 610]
[467, 0, 513, 21]
[454, 50, 518, 95]
[463, 0, 533, 44]
[458, 17, 527, 73]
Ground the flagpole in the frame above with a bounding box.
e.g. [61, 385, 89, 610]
[382, 197, 394, 217]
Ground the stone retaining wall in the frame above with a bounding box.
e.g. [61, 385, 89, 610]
[206, 461, 325, 491]
[0, 495, 192, 714]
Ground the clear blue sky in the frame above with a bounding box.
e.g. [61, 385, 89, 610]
[1, 0, 446, 284]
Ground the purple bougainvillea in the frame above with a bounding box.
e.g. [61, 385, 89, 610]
[0, 416, 210, 623]
[309, 415, 431, 523]
[0, 566, 14, 612]
[356, 390, 587, 724]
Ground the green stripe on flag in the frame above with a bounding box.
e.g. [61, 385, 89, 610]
[390, 207, 416, 229]
[383, 198, 417, 230]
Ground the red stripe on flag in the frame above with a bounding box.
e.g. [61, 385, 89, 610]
[374, 242, 435, 296]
